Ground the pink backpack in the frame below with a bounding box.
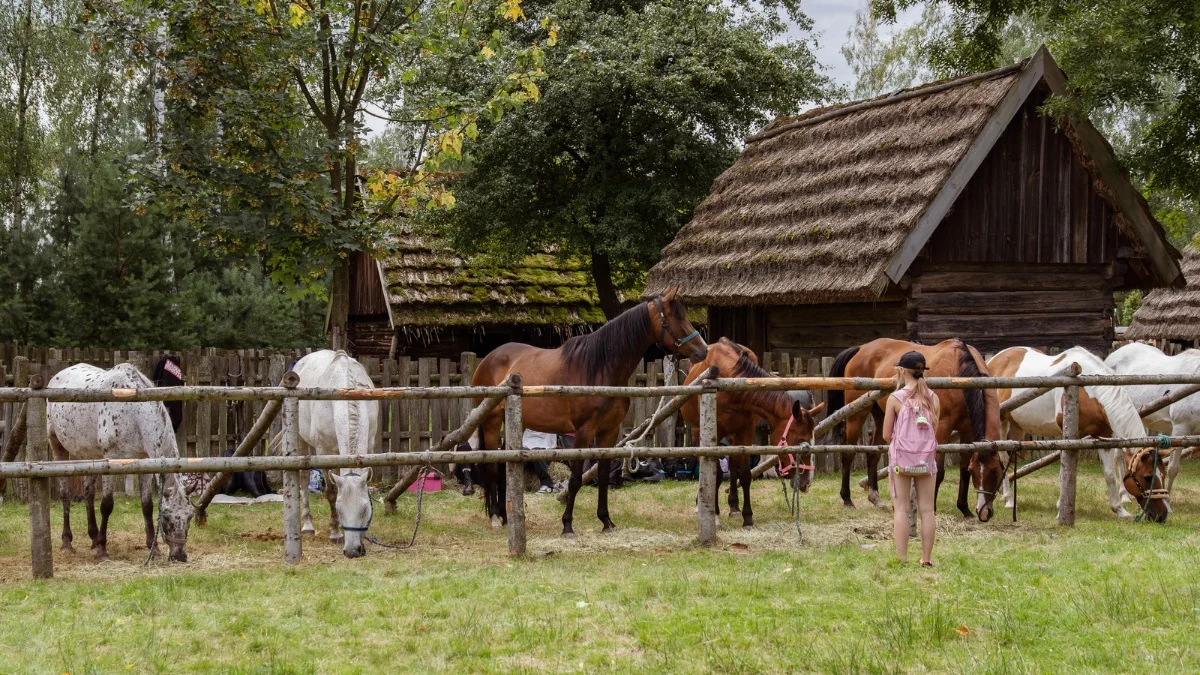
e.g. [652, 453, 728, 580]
[889, 388, 937, 476]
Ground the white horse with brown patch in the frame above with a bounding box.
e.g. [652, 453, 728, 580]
[987, 347, 1162, 521]
[1106, 342, 1200, 497]
[47, 363, 195, 561]
[292, 350, 380, 557]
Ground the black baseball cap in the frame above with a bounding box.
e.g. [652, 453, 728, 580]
[896, 351, 927, 371]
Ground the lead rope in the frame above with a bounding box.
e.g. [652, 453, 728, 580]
[367, 466, 431, 550]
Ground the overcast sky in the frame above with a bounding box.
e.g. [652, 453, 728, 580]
[801, 0, 922, 91]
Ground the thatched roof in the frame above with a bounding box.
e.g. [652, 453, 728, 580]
[646, 47, 1181, 306]
[378, 234, 625, 331]
[1125, 246, 1200, 340]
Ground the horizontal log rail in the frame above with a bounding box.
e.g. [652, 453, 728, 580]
[2, 435, 1197, 480]
[16, 372, 1200, 403]
[750, 389, 889, 479]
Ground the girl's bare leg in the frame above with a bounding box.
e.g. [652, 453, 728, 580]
[915, 474, 937, 564]
[891, 474, 912, 562]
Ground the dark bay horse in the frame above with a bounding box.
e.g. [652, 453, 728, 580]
[471, 289, 708, 536]
[680, 338, 824, 527]
[826, 338, 1003, 520]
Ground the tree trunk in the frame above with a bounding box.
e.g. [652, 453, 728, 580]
[12, 0, 34, 233]
[329, 257, 351, 351]
[589, 249, 621, 320]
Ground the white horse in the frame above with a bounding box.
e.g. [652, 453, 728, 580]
[1106, 342, 1200, 497]
[292, 350, 380, 558]
[47, 363, 195, 561]
[987, 347, 1164, 521]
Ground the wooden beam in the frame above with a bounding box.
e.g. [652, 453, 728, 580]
[1138, 383, 1200, 419]
[884, 48, 1048, 283]
[505, 379, 526, 557]
[1058, 385, 1080, 526]
[1009, 451, 1061, 482]
[697, 391, 718, 545]
[281, 392, 303, 564]
[26, 389, 52, 579]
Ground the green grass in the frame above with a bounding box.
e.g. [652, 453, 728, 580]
[2, 462, 1200, 673]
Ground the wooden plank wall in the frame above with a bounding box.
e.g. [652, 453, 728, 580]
[923, 90, 1129, 269]
[765, 302, 909, 360]
[912, 262, 1115, 354]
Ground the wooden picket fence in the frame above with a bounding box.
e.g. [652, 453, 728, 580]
[0, 346, 869, 501]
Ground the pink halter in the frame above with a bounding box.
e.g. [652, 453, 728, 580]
[776, 415, 814, 477]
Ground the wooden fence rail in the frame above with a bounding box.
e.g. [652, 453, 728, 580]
[6, 369, 1200, 573]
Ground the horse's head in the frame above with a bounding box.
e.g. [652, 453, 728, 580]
[772, 396, 825, 493]
[1124, 448, 1171, 523]
[651, 288, 708, 362]
[969, 452, 1005, 522]
[161, 475, 195, 562]
[333, 468, 373, 557]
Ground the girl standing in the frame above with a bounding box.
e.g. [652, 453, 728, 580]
[881, 351, 940, 566]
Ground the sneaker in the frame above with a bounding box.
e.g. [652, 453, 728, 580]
[536, 485, 554, 494]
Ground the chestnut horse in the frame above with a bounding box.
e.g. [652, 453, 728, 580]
[827, 338, 1003, 520]
[471, 290, 708, 536]
[680, 338, 825, 527]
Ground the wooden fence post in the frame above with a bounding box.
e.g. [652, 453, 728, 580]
[505, 373, 526, 556]
[697, 388, 718, 545]
[1058, 385, 1080, 526]
[282, 372, 303, 564]
[26, 373, 53, 579]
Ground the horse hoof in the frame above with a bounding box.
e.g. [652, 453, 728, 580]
[602, 526, 617, 534]
[562, 531, 577, 539]
[60, 544, 74, 554]
[867, 491, 883, 508]
[95, 552, 109, 562]
[301, 525, 316, 536]
[330, 534, 344, 544]
[1116, 509, 1134, 521]
[728, 510, 741, 518]
[842, 502, 856, 510]
[490, 515, 503, 528]
[743, 523, 755, 530]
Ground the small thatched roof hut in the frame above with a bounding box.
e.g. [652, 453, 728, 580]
[647, 47, 1182, 357]
[1125, 246, 1200, 342]
[347, 234, 634, 358]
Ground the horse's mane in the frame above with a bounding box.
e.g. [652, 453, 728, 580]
[731, 349, 799, 422]
[1064, 348, 1147, 439]
[560, 299, 657, 384]
[953, 340, 989, 443]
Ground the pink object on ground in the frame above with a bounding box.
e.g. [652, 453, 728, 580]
[407, 473, 443, 492]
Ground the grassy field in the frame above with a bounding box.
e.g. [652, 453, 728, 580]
[1, 461, 1199, 673]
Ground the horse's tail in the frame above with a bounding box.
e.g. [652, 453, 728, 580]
[954, 339, 989, 442]
[825, 345, 861, 419]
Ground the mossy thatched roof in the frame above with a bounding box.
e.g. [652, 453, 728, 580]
[379, 234, 632, 330]
[1126, 245, 1200, 340]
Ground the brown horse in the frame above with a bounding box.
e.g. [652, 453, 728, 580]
[471, 289, 708, 536]
[826, 338, 1003, 520]
[681, 338, 824, 527]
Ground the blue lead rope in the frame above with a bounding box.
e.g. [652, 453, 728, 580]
[677, 329, 700, 346]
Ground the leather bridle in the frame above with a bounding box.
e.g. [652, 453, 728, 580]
[1124, 447, 1170, 519]
[653, 296, 699, 356]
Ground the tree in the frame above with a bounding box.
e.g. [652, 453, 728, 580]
[872, 0, 1200, 213]
[429, 0, 832, 318]
[841, 3, 946, 99]
[83, 0, 550, 348]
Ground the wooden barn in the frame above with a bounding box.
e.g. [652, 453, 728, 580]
[1124, 245, 1200, 347]
[344, 233, 628, 359]
[645, 47, 1183, 359]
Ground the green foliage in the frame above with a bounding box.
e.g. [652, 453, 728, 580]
[841, 3, 947, 99]
[429, 0, 832, 316]
[1116, 289, 1142, 326]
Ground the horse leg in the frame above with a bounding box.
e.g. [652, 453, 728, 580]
[140, 475, 160, 559]
[726, 455, 738, 517]
[327, 471, 342, 543]
[85, 477, 100, 549]
[562, 460, 584, 538]
[956, 454, 972, 518]
[51, 433, 73, 552]
[933, 456, 946, 515]
[866, 408, 885, 509]
[594, 429, 618, 532]
[96, 477, 115, 561]
[840, 417, 864, 508]
[1167, 446, 1185, 496]
[299, 441, 316, 535]
[739, 455, 754, 528]
[1099, 448, 1133, 520]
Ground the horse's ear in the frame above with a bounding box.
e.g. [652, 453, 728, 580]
[360, 467, 372, 483]
[792, 399, 802, 419]
[809, 402, 826, 416]
[329, 471, 343, 488]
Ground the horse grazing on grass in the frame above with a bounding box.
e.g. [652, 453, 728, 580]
[48, 363, 195, 562]
[292, 350, 381, 557]
[680, 338, 824, 527]
[827, 338, 1002, 520]
[1105, 342, 1199, 498]
[989, 346, 1167, 522]
[471, 289, 708, 537]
